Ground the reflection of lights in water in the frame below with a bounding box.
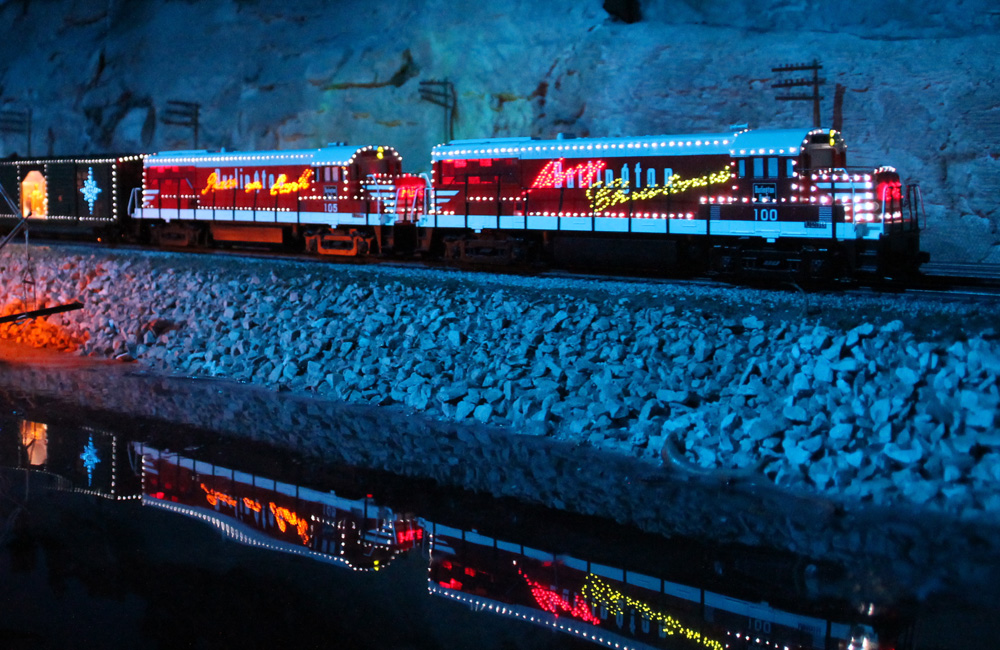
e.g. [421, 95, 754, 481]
[20, 420, 48, 466]
[582, 573, 724, 650]
[80, 435, 100, 486]
[519, 569, 601, 625]
[201, 483, 237, 508]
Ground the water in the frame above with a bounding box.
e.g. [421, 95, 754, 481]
[0, 361, 998, 648]
[0, 412, 914, 650]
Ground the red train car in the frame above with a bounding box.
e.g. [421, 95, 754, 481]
[134, 143, 425, 254]
[426, 127, 923, 277]
[127, 126, 925, 280]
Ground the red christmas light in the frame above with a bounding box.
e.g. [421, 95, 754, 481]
[396, 528, 424, 544]
[530, 159, 607, 189]
[269, 502, 311, 546]
[200, 483, 237, 508]
[519, 570, 600, 625]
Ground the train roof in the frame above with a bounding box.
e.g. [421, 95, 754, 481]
[145, 144, 401, 167]
[431, 127, 830, 161]
[728, 127, 836, 157]
[0, 154, 143, 165]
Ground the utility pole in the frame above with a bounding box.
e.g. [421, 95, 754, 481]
[0, 106, 32, 156]
[161, 100, 201, 148]
[771, 60, 825, 127]
[419, 80, 456, 142]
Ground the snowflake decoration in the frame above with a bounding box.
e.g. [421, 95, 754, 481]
[80, 167, 102, 214]
[80, 435, 100, 486]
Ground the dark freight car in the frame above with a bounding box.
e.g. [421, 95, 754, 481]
[0, 155, 144, 239]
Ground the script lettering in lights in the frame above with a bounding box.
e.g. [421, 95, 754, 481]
[518, 569, 601, 625]
[269, 169, 313, 195]
[531, 159, 607, 188]
[200, 169, 314, 195]
[200, 172, 239, 195]
[586, 168, 731, 213]
[270, 502, 311, 545]
[201, 483, 237, 508]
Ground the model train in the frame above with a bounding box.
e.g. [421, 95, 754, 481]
[0, 126, 928, 280]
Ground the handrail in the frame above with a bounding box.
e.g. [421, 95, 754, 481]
[127, 187, 141, 217]
[906, 183, 925, 231]
[0, 182, 31, 253]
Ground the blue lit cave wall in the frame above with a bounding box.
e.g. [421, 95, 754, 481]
[0, 0, 997, 262]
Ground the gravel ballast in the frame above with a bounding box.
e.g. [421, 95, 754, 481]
[2, 243, 999, 522]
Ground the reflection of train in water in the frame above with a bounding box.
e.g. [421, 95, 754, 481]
[1, 420, 905, 649]
[127, 441, 895, 650]
[134, 444, 422, 572]
[426, 524, 887, 650]
[1, 419, 141, 500]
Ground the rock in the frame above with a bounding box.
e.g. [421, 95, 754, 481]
[883, 441, 924, 464]
[821, 337, 845, 361]
[656, 389, 689, 404]
[473, 404, 494, 423]
[455, 400, 478, 420]
[791, 372, 811, 395]
[720, 412, 740, 432]
[965, 405, 996, 429]
[881, 320, 904, 334]
[895, 366, 920, 386]
[870, 397, 891, 425]
[782, 403, 808, 423]
[746, 415, 782, 440]
[784, 441, 812, 466]
[813, 358, 834, 383]
[851, 322, 875, 338]
[828, 423, 853, 441]
[844, 450, 865, 468]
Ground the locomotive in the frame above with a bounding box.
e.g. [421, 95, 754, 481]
[0, 126, 927, 280]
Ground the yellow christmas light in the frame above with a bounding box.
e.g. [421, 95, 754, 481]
[581, 574, 724, 650]
[585, 168, 730, 213]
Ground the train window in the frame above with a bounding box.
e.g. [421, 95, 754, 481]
[21, 170, 47, 218]
[808, 147, 834, 169]
[786, 159, 795, 177]
[767, 158, 778, 178]
[357, 155, 390, 178]
[738, 160, 746, 178]
[753, 158, 764, 178]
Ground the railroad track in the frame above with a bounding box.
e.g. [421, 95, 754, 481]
[922, 262, 1000, 281]
[16, 239, 1000, 301]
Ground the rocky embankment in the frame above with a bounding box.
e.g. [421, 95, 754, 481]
[2, 244, 999, 520]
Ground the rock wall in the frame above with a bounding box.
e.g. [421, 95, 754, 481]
[1, 243, 999, 523]
[0, 0, 997, 261]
